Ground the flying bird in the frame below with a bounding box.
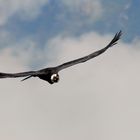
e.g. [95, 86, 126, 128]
[0, 31, 122, 84]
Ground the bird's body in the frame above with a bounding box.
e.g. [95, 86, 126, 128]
[37, 68, 59, 84]
[0, 31, 122, 84]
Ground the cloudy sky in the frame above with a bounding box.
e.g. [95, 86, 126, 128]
[0, 0, 140, 140]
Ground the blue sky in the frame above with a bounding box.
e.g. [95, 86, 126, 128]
[1, 1, 140, 140]
[1, 0, 138, 46]
[0, 0, 138, 69]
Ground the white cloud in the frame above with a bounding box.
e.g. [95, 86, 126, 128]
[0, 31, 140, 140]
[60, 0, 103, 23]
[0, 0, 49, 26]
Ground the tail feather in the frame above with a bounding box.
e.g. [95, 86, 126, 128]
[21, 76, 32, 81]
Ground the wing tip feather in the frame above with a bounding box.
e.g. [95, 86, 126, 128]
[109, 30, 122, 47]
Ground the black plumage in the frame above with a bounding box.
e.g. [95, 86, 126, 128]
[0, 31, 122, 84]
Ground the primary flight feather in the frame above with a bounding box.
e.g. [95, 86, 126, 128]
[0, 31, 122, 84]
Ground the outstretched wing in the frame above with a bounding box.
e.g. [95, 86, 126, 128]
[56, 31, 122, 71]
[0, 71, 36, 79]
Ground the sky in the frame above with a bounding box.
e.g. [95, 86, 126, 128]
[0, 0, 140, 140]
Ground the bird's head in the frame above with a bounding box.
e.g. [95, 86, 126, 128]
[51, 73, 59, 83]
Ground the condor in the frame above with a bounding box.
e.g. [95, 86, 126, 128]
[0, 31, 122, 84]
